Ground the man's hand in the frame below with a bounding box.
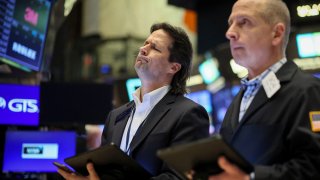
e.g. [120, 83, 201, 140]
[57, 162, 100, 180]
[208, 156, 250, 180]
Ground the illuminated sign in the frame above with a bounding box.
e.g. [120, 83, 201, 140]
[229, 59, 248, 78]
[198, 56, 220, 85]
[185, 90, 213, 113]
[187, 75, 203, 87]
[296, 32, 320, 58]
[3, 131, 76, 173]
[293, 57, 320, 70]
[9, 98, 38, 113]
[126, 78, 141, 101]
[24, 7, 39, 26]
[0, 0, 53, 71]
[0, 97, 6, 109]
[22, 143, 58, 159]
[198, 53, 221, 85]
[0, 84, 39, 126]
[12, 42, 37, 60]
[0, 97, 38, 113]
[297, 3, 320, 17]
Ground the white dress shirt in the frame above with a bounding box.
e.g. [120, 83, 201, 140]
[120, 85, 170, 154]
[239, 58, 287, 121]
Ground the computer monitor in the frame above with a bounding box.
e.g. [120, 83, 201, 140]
[0, 0, 54, 71]
[125, 78, 141, 101]
[296, 32, 320, 58]
[39, 82, 113, 125]
[2, 130, 76, 173]
[198, 57, 221, 85]
[314, 73, 320, 79]
[0, 83, 39, 126]
[185, 90, 213, 114]
[211, 85, 240, 132]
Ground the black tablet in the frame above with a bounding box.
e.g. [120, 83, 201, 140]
[64, 143, 151, 179]
[157, 135, 253, 179]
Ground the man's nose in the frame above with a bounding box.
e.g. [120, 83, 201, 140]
[139, 45, 148, 55]
[225, 25, 238, 40]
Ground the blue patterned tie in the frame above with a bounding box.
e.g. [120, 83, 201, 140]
[242, 79, 260, 99]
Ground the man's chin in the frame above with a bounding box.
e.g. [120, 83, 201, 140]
[134, 65, 148, 74]
[134, 63, 142, 70]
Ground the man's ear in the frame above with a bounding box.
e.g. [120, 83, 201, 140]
[272, 23, 285, 46]
[170, 62, 182, 74]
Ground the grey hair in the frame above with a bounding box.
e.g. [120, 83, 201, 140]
[258, 0, 291, 53]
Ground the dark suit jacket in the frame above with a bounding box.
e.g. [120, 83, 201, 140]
[221, 60, 320, 180]
[101, 92, 210, 180]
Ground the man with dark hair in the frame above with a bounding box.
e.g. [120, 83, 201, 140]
[57, 22, 209, 180]
[205, 0, 320, 179]
[141, 22, 193, 96]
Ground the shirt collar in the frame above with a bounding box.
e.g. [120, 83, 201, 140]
[240, 58, 287, 99]
[241, 57, 287, 86]
[132, 85, 171, 111]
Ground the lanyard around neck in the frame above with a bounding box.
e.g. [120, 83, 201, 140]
[124, 106, 148, 155]
[125, 107, 135, 153]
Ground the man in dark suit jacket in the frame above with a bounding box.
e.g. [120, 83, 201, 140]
[101, 92, 209, 179]
[207, 0, 320, 180]
[58, 22, 209, 180]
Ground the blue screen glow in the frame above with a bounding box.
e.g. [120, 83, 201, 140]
[3, 131, 76, 173]
[0, 83, 39, 126]
[126, 78, 141, 101]
[185, 90, 212, 113]
[296, 32, 320, 58]
[198, 58, 220, 85]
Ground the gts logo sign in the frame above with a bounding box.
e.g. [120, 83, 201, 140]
[0, 97, 38, 113]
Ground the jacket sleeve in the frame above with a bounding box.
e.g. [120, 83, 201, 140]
[151, 104, 210, 180]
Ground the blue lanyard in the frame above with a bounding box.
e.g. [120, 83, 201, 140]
[125, 107, 135, 153]
[124, 107, 147, 155]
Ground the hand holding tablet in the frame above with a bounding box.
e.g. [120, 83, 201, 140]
[157, 135, 253, 179]
[54, 143, 151, 179]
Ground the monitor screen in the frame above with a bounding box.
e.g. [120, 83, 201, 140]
[0, 83, 39, 126]
[198, 57, 221, 85]
[0, 0, 53, 71]
[211, 85, 240, 132]
[40, 82, 113, 125]
[185, 90, 213, 114]
[296, 32, 320, 58]
[2, 130, 76, 173]
[314, 73, 320, 79]
[126, 78, 141, 101]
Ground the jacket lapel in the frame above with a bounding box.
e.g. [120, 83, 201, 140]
[234, 60, 297, 131]
[112, 102, 135, 146]
[230, 88, 244, 130]
[128, 93, 175, 154]
[238, 86, 268, 126]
